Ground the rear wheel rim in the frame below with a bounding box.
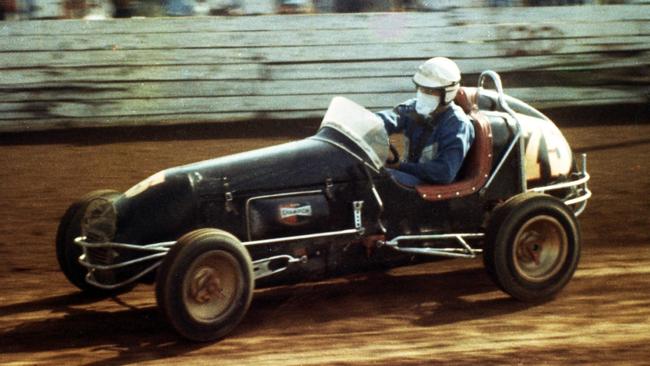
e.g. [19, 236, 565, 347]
[512, 215, 568, 283]
[182, 250, 240, 323]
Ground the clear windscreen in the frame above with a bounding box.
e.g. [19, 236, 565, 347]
[318, 97, 389, 170]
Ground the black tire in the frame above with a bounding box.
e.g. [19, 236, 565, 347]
[484, 192, 580, 302]
[55, 189, 121, 293]
[155, 228, 254, 342]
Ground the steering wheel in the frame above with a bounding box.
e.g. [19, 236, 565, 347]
[386, 143, 400, 165]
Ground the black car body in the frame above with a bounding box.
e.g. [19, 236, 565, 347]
[57, 71, 591, 341]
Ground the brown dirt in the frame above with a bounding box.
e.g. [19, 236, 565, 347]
[1, 120, 649, 365]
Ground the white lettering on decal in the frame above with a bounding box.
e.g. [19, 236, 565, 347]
[280, 205, 313, 219]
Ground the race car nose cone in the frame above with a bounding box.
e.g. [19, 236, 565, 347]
[81, 197, 117, 242]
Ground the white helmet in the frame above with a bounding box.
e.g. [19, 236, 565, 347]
[412, 57, 461, 105]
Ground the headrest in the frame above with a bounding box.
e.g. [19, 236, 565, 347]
[454, 87, 474, 114]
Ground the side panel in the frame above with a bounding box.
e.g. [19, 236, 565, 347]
[247, 191, 331, 241]
[376, 175, 456, 235]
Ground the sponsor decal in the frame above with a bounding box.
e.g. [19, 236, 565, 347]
[279, 203, 312, 225]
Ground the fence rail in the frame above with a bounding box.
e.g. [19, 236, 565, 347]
[1, 4, 649, 132]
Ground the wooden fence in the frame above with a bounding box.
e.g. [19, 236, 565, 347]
[1, 4, 649, 132]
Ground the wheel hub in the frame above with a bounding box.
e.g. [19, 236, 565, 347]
[512, 215, 568, 283]
[516, 232, 543, 266]
[183, 250, 240, 323]
[190, 267, 226, 304]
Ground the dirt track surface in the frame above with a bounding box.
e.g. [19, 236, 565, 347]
[1, 119, 649, 365]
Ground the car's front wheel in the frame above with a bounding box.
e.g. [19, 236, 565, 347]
[56, 189, 122, 293]
[155, 228, 254, 341]
[484, 192, 580, 302]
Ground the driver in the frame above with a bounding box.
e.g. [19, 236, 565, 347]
[377, 57, 475, 187]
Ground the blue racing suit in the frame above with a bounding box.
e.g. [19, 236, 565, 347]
[377, 99, 475, 186]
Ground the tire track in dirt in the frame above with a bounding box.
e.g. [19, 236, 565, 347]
[1, 122, 649, 365]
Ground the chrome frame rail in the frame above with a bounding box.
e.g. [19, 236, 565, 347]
[252, 254, 308, 280]
[380, 233, 485, 259]
[241, 228, 363, 247]
[528, 153, 592, 216]
[74, 237, 175, 290]
[74, 201, 366, 289]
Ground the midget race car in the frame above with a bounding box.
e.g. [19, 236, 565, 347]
[56, 71, 591, 341]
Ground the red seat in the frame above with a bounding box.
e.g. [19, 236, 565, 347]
[415, 88, 493, 201]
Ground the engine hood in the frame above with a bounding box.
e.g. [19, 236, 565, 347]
[114, 128, 372, 243]
[159, 131, 368, 195]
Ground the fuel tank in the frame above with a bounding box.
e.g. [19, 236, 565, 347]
[472, 87, 574, 185]
[484, 110, 573, 187]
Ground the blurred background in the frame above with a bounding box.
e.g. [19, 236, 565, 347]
[0, 0, 642, 20]
[0, 0, 648, 133]
[1, 2, 649, 365]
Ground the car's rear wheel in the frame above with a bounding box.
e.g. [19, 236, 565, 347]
[484, 192, 580, 302]
[155, 228, 254, 341]
[55, 189, 122, 293]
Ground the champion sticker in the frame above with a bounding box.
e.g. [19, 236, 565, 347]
[280, 205, 313, 219]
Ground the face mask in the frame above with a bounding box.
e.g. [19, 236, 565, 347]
[415, 90, 440, 116]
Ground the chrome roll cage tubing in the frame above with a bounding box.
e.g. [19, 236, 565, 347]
[477, 70, 591, 215]
[478, 70, 527, 194]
